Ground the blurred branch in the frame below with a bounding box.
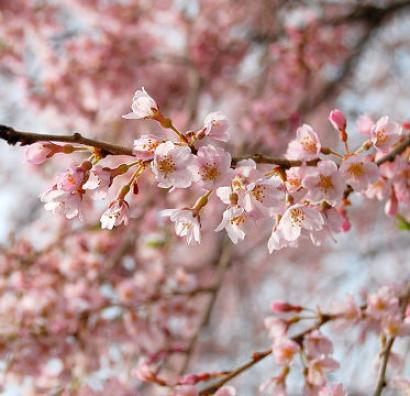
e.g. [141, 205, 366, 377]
[198, 311, 337, 395]
[373, 281, 410, 396]
[179, 237, 232, 375]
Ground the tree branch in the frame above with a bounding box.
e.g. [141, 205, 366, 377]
[1, 125, 408, 169]
[373, 281, 410, 396]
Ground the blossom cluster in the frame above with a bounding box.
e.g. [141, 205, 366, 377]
[25, 88, 409, 253]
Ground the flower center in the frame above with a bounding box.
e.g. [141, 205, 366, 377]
[157, 155, 176, 175]
[251, 185, 266, 202]
[300, 137, 317, 153]
[347, 162, 364, 178]
[142, 139, 160, 154]
[201, 163, 220, 181]
[319, 175, 334, 191]
[230, 214, 245, 226]
[375, 129, 388, 146]
[287, 177, 300, 189]
[290, 208, 304, 226]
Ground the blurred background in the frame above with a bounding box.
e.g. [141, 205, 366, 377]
[0, 1, 409, 395]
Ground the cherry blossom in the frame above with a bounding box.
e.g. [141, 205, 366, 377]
[302, 160, 345, 205]
[25, 142, 65, 164]
[133, 134, 162, 160]
[273, 337, 300, 366]
[161, 208, 201, 245]
[286, 124, 321, 161]
[370, 116, 402, 152]
[307, 356, 340, 386]
[339, 155, 379, 192]
[328, 109, 346, 133]
[194, 145, 233, 189]
[318, 384, 348, 396]
[122, 87, 159, 120]
[151, 141, 196, 189]
[83, 165, 113, 199]
[202, 112, 230, 142]
[215, 206, 248, 244]
[100, 199, 130, 229]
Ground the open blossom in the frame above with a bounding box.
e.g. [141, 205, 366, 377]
[286, 124, 321, 161]
[244, 177, 285, 216]
[122, 87, 159, 120]
[152, 141, 196, 189]
[25, 142, 63, 164]
[161, 209, 201, 244]
[304, 330, 333, 359]
[133, 134, 161, 160]
[370, 116, 401, 152]
[339, 155, 379, 192]
[100, 199, 130, 229]
[366, 286, 400, 320]
[203, 112, 230, 142]
[274, 204, 324, 243]
[83, 165, 112, 199]
[318, 384, 348, 396]
[56, 166, 87, 192]
[264, 317, 288, 339]
[302, 160, 345, 205]
[215, 206, 247, 244]
[307, 356, 340, 386]
[194, 145, 233, 188]
[273, 337, 300, 366]
[41, 188, 82, 219]
[310, 207, 343, 246]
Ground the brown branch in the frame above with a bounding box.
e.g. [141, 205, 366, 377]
[198, 313, 335, 396]
[373, 281, 410, 396]
[1, 125, 408, 170]
[0, 124, 133, 156]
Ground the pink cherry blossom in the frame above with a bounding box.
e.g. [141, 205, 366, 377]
[172, 385, 198, 396]
[25, 142, 61, 164]
[194, 145, 233, 189]
[259, 376, 287, 396]
[356, 114, 374, 137]
[56, 166, 87, 192]
[275, 204, 324, 243]
[370, 116, 401, 152]
[318, 384, 348, 396]
[215, 386, 237, 396]
[151, 141, 196, 189]
[203, 112, 230, 142]
[273, 337, 300, 366]
[328, 109, 346, 132]
[303, 330, 333, 359]
[302, 160, 345, 205]
[244, 177, 285, 216]
[286, 124, 321, 161]
[133, 134, 161, 160]
[215, 206, 247, 244]
[161, 208, 201, 245]
[366, 286, 400, 320]
[41, 187, 82, 219]
[83, 165, 112, 199]
[307, 356, 340, 386]
[264, 317, 288, 339]
[339, 155, 379, 192]
[122, 87, 159, 120]
[100, 199, 130, 229]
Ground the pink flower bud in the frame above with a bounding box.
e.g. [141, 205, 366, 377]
[25, 142, 57, 165]
[328, 109, 346, 132]
[385, 191, 398, 217]
[271, 300, 303, 313]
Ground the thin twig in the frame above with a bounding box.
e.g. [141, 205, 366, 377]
[373, 282, 410, 396]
